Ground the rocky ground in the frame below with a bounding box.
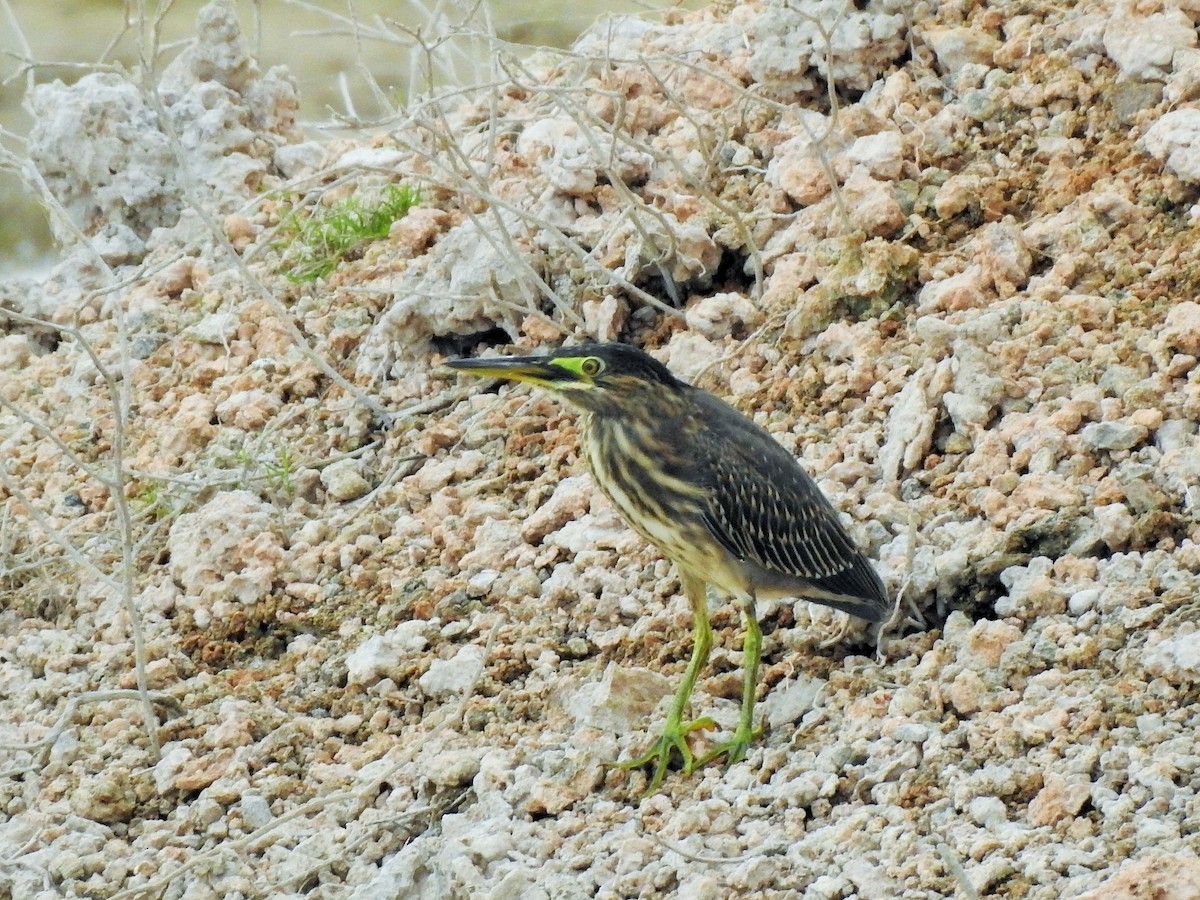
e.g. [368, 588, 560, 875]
[2, 0, 1200, 897]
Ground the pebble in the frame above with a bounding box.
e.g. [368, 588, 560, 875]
[418, 644, 486, 698]
[320, 458, 372, 501]
[1080, 420, 1148, 451]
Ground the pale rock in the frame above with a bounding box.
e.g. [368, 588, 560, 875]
[320, 458, 371, 501]
[1160, 301, 1200, 354]
[545, 513, 631, 555]
[154, 745, 195, 794]
[1080, 420, 1148, 450]
[967, 796, 1008, 828]
[1028, 773, 1092, 826]
[1093, 503, 1136, 550]
[973, 221, 1033, 295]
[1143, 630, 1200, 683]
[1166, 47, 1200, 103]
[388, 207, 451, 259]
[1157, 418, 1198, 453]
[25, 74, 174, 262]
[332, 147, 407, 171]
[240, 793, 274, 830]
[815, 321, 864, 362]
[879, 357, 953, 480]
[664, 331, 720, 381]
[522, 475, 592, 543]
[166, 490, 284, 608]
[1143, 109, 1200, 184]
[921, 25, 1000, 73]
[582, 296, 628, 343]
[419, 643, 486, 698]
[0, 334, 32, 370]
[274, 140, 326, 177]
[916, 267, 987, 313]
[1068, 588, 1101, 615]
[841, 167, 906, 237]
[25, 0, 300, 266]
[560, 662, 671, 733]
[764, 110, 837, 204]
[684, 292, 761, 339]
[215, 388, 282, 430]
[948, 618, 1022, 671]
[356, 211, 541, 380]
[996, 556, 1067, 617]
[467, 569, 499, 596]
[346, 622, 432, 685]
[1074, 854, 1200, 900]
[1103, 0, 1197, 81]
[944, 338, 1006, 430]
[618, 210, 721, 286]
[943, 392, 990, 431]
[458, 517, 524, 571]
[763, 674, 826, 728]
[843, 131, 906, 181]
[516, 116, 653, 196]
[185, 312, 239, 346]
[934, 171, 983, 219]
[745, 0, 908, 93]
[945, 672, 984, 720]
[420, 747, 485, 788]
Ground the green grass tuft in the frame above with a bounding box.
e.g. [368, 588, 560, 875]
[277, 183, 420, 282]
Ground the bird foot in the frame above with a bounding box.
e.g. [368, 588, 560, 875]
[695, 721, 761, 769]
[609, 716, 718, 794]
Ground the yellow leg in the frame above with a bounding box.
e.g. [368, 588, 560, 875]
[698, 594, 763, 767]
[611, 573, 717, 793]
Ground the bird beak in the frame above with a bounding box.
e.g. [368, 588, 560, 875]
[443, 354, 583, 388]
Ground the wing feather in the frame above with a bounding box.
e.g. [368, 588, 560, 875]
[685, 390, 888, 619]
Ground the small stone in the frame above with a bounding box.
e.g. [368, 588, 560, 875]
[967, 796, 1008, 828]
[186, 311, 239, 345]
[684, 292, 761, 340]
[345, 621, 431, 685]
[1080, 421, 1148, 451]
[560, 662, 671, 733]
[947, 669, 986, 715]
[921, 25, 999, 73]
[892, 723, 930, 743]
[423, 748, 484, 787]
[240, 793, 273, 829]
[320, 458, 371, 501]
[842, 167, 906, 236]
[1143, 110, 1200, 184]
[763, 675, 826, 728]
[1143, 631, 1200, 683]
[1028, 773, 1091, 826]
[522, 475, 592, 543]
[1093, 503, 1136, 550]
[418, 644, 486, 698]
[224, 213, 254, 251]
[1073, 854, 1200, 900]
[1160, 301, 1200, 354]
[1104, 1, 1197, 81]
[214, 388, 282, 431]
[1068, 588, 1100, 615]
[843, 131, 906, 181]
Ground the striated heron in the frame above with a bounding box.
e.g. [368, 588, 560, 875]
[445, 342, 889, 792]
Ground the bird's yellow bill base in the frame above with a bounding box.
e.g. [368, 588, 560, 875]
[608, 716, 718, 795]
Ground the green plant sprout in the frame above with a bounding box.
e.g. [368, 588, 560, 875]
[277, 183, 420, 282]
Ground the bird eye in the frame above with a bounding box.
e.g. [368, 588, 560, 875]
[581, 357, 603, 376]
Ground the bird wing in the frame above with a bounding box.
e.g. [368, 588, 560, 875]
[688, 392, 887, 618]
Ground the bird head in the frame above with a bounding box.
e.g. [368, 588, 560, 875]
[444, 342, 680, 414]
